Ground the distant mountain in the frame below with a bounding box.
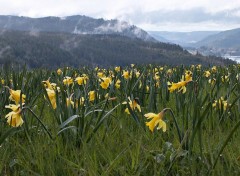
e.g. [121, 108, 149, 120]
[148, 31, 220, 46]
[0, 30, 234, 68]
[147, 32, 171, 43]
[0, 15, 156, 42]
[195, 28, 240, 48]
[195, 28, 240, 57]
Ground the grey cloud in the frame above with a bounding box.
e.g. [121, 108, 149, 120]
[125, 8, 240, 25]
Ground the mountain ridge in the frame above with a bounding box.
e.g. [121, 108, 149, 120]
[148, 31, 220, 46]
[0, 30, 234, 68]
[0, 15, 156, 42]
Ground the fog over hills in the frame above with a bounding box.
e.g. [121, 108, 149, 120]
[195, 28, 240, 49]
[0, 15, 236, 67]
[0, 15, 156, 42]
[148, 31, 220, 46]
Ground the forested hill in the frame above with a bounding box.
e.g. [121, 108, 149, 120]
[195, 28, 240, 49]
[0, 30, 235, 68]
[0, 15, 156, 42]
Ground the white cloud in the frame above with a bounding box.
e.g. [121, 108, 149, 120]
[0, 0, 240, 31]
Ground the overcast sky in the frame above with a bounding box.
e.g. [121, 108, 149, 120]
[0, 0, 240, 32]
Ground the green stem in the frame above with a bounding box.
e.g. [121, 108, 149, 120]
[23, 107, 53, 140]
[164, 108, 182, 143]
[208, 119, 240, 175]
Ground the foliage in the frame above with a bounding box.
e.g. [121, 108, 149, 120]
[0, 30, 235, 68]
[0, 63, 240, 175]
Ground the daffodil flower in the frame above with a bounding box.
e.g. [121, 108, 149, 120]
[122, 97, 141, 114]
[5, 104, 24, 127]
[57, 68, 63, 75]
[115, 79, 121, 89]
[122, 70, 130, 79]
[115, 66, 120, 72]
[46, 88, 57, 109]
[88, 91, 95, 102]
[135, 70, 140, 78]
[208, 78, 216, 85]
[42, 79, 58, 90]
[168, 80, 190, 94]
[212, 97, 230, 111]
[9, 89, 26, 105]
[75, 76, 88, 85]
[97, 72, 105, 78]
[168, 74, 192, 94]
[184, 70, 192, 82]
[66, 98, 74, 107]
[144, 109, 167, 132]
[204, 71, 211, 78]
[63, 76, 73, 86]
[100, 77, 112, 89]
[211, 66, 217, 73]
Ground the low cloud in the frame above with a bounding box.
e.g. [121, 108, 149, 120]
[0, 0, 240, 31]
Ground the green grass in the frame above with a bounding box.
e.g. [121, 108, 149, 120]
[0, 64, 240, 175]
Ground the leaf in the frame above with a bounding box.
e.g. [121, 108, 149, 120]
[0, 128, 21, 145]
[59, 115, 80, 129]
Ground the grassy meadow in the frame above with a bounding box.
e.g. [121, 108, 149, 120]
[0, 64, 240, 175]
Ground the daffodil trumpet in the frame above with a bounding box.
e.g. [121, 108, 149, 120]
[144, 108, 182, 142]
[5, 104, 53, 139]
[5, 86, 26, 105]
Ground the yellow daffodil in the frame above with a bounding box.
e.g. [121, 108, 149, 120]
[42, 80, 59, 91]
[211, 66, 217, 73]
[88, 91, 95, 102]
[1, 79, 5, 85]
[185, 70, 192, 82]
[5, 104, 23, 127]
[63, 76, 73, 86]
[115, 79, 121, 89]
[122, 70, 130, 79]
[167, 69, 173, 75]
[208, 78, 216, 85]
[145, 109, 167, 132]
[97, 72, 105, 78]
[46, 88, 57, 109]
[115, 66, 120, 72]
[135, 70, 140, 78]
[146, 85, 149, 92]
[100, 77, 112, 89]
[159, 67, 164, 71]
[204, 71, 211, 78]
[212, 97, 230, 111]
[57, 68, 63, 75]
[109, 70, 115, 78]
[42, 79, 52, 89]
[66, 98, 74, 107]
[221, 75, 229, 83]
[75, 76, 88, 85]
[122, 97, 141, 114]
[80, 97, 85, 106]
[105, 93, 109, 99]
[154, 72, 160, 80]
[196, 64, 202, 70]
[168, 74, 192, 94]
[71, 97, 85, 108]
[168, 81, 188, 93]
[131, 64, 135, 68]
[9, 89, 26, 105]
